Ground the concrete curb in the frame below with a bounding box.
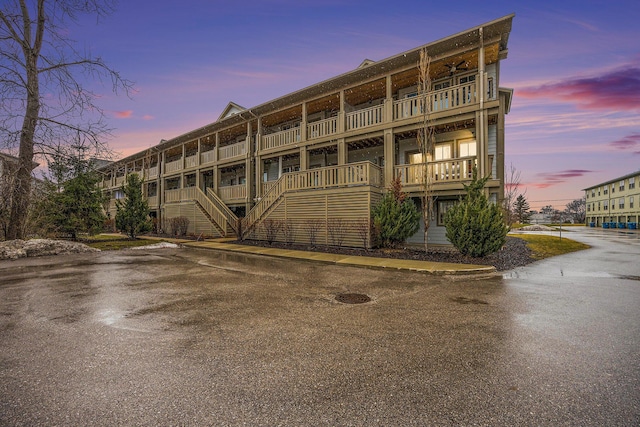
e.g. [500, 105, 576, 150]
[140, 237, 497, 276]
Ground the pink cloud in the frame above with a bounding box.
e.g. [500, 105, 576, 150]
[609, 132, 640, 153]
[142, 115, 155, 120]
[532, 169, 595, 189]
[518, 64, 640, 112]
[115, 110, 134, 119]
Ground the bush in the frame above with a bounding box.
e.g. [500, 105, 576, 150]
[261, 219, 281, 244]
[372, 181, 420, 248]
[444, 169, 508, 257]
[168, 216, 189, 236]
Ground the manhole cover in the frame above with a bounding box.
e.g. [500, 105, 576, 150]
[335, 293, 371, 304]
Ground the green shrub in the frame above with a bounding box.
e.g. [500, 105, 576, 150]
[372, 184, 420, 248]
[115, 174, 152, 239]
[444, 169, 508, 257]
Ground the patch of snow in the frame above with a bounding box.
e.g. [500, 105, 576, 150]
[0, 239, 100, 260]
[130, 242, 180, 250]
[518, 225, 556, 231]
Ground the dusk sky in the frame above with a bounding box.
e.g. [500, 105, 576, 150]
[73, 0, 639, 211]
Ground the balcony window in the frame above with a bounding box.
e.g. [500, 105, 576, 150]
[459, 140, 477, 157]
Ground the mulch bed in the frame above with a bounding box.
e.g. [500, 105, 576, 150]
[230, 236, 535, 272]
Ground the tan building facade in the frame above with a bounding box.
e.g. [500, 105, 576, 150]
[585, 171, 640, 229]
[98, 15, 514, 247]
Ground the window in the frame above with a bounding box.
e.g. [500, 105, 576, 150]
[433, 80, 451, 91]
[620, 180, 625, 191]
[630, 178, 636, 189]
[434, 144, 452, 160]
[603, 200, 608, 210]
[458, 74, 476, 84]
[598, 202, 601, 211]
[611, 184, 615, 193]
[438, 201, 456, 225]
[604, 187, 608, 195]
[619, 198, 625, 209]
[629, 196, 634, 209]
[591, 190, 595, 197]
[487, 77, 495, 99]
[459, 140, 477, 157]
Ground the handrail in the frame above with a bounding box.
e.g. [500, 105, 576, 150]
[164, 187, 235, 237]
[242, 161, 383, 237]
[394, 156, 477, 185]
[206, 187, 240, 235]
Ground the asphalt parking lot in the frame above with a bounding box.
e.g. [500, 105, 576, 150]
[1, 228, 639, 426]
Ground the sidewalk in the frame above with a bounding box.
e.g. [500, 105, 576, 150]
[140, 236, 496, 276]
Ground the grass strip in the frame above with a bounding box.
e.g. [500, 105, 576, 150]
[511, 234, 590, 260]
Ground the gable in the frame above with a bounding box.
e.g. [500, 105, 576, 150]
[218, 102, 247, 121]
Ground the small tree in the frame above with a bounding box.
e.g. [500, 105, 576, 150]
[372, 177, 420, 248]
[115, 174, 151, 239]
[513, 194, 531, 224]
[35, 153, 106, 239]
[444, 168, 508, 257]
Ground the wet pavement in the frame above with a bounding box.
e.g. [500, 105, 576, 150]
[0, 228, 638, 426]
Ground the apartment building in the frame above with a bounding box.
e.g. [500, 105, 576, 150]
[98, 15, 514, 247]
[584, 171, 640, 229]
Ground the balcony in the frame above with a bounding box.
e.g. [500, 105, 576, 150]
[147, 166, 158, 179]
[394, 156, 477, 186]
[185, 154, 198, 168]
[262, 128, 301, 151]
[307, 117, 338, 140]
[219, 141, 247, 161]
[200, 149, 216, 165]
[218, 184, 247, 202]
[393, 81, 478, 120]
[346, 104, 384, 131]
[165, 159, 183, 174]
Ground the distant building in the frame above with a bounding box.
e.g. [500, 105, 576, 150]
[584, 171, 640, 229]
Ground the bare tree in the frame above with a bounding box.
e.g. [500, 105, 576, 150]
[303, 219, 323, 246]
[354, 218, 371, 249]
[417, 49, 435, 251]
[502, 163, 523, 228]
[327, 218, 347, 247]
[282, 219, 295, 245]
[0, 0, 132, 239]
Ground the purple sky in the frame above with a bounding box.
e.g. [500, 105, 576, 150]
[73, 0, 639, 211]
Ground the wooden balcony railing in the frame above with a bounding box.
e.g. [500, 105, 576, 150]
[219, 141, 247, 161]
[147, 195, 158, 207]
[115, 176, 126, 186]
[393, 82, 478, 120]
[346, 104, 384, 131]
[165, 159, 183, 173]
[394, 156, 477, 186]
[218, 184, 247, 202]
[147, 166, 158, 179]
[200, 150, 216, 165]
[185, 154, 198, 168]
[307, 117, 338, 140]
[262, 128, 301, 150]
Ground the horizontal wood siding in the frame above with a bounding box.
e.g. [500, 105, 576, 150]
[163, 202, 223, 237]
[246, 186, 381, 248]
